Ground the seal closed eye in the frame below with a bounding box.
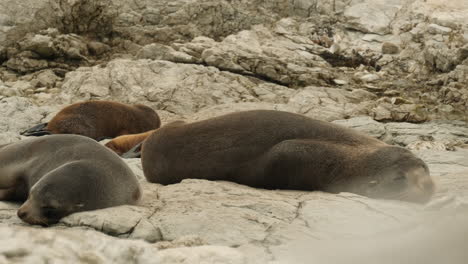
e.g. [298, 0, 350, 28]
[141, 110, 435, 203]
[0, 134, 141, 226]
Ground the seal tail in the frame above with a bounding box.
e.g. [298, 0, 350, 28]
[121, 142, 143, 159]
[20, 123, 51, 136]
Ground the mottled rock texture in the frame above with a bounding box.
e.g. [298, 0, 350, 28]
[0, 0, 467, 263]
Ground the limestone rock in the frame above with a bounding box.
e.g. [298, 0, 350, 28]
[0, 226, 246, 264]
[0, 96, 56, 141]
[344, 0, 403, 35]
[382, 42, 399, 54]
[59, 59, 295, 116]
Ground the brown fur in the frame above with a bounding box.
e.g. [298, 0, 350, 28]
[105, 130, 156, 155]
[45, 101, 160, 140]
[141, 110, 435, 203]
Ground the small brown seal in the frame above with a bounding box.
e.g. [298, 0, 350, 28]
[0, 135, 141, 226]
[141, 110, 435, 203]
[21, 101, 161, 141]
[105, 129, 156, 156]
[111, 120, 188, 158]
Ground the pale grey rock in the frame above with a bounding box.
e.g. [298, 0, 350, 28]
[332, 116, 387, 139]
[427, 23, 452, 35]
[0, 0, 467, 262]
[87, 41, 111, 56]
[285, 86, 375, 121]
[382, 42, 399, 54]
[197, 22, 332, 87]
[155, 246, 246, 264]
[335, 116, 468, 148]
[29, 69, 60, 88]
[384, 121, 468, 147]
[359, 73, 380, 82]
[19, 34, 55, 57]
[0, 96, 56, 134]
[0, 226, 246, 264]
[344, 0, 403, 35]
[60, 59, 295, 116]
[0, 0, 48, 43]
[137, 43, 196, 63]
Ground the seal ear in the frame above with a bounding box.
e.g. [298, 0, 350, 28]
[20, 123, 51, 136]
[121, 142, 143, 159]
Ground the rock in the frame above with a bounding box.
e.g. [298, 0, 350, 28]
[0, 96, 56, 136]
[382, 42, 399, 54]
[332, 116, 387, 139]
[19, 34, 55, 58]
[0, 226, 246, 264]
[191, 21, 333, 87]
[427, 23, 453, 35]
[87, 41, 111, 56]
[5, 57, 49, 73]
[0, 0, 468, 262]
[60, 59, 295, 116]
[30, 69, 60, 88]
[333, 79, 348, 85]
[360, 73, 380, 83]
[285, 86, 374, 121]
[155, 246, 246, 264]
[0, 45, 5, 62]
[137, 43, 196, 63]
[344, 0, 403, 35]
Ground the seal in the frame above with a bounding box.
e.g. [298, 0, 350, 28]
[0, 134, 141, 226]
[105, 129, 156, 156]
[21, 101, 161, 141]
[141, 110, 435, 203]
[108, 120, 188, 158]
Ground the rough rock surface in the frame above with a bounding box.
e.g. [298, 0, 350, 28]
[0, 0, 467, 263]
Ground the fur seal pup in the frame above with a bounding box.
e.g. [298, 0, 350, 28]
[21, 101, 161, 140]
[0, 135, 141, 225]
[141, 110, 435, 203]
[105, 129, 156, 156]
[112, 121, 188, 158]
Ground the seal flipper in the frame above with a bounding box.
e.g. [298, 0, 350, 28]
[20, 123, 51, 136]
[121, 142, 143, 159]
[96, 136, 113, 142]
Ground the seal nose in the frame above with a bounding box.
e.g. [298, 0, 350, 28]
[17, 209, 28, 220]
[419, 178, 435, 194]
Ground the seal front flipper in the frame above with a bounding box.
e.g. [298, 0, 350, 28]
[121, 142, 143, 159]
[20, 123, 51, 136]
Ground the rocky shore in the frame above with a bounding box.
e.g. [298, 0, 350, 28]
[0, 0, 467, 263]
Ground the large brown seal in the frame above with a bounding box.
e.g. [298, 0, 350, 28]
[141, 110, 435, 203]
[0, 135, 141, 225]
[21, 101, 161, 141]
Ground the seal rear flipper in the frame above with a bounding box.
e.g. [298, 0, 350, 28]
[96, 136, 114, 142]
[20, 123, 51, 136]
[121, 142, 143, 159]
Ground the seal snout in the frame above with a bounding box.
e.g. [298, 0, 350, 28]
[405, 167, 435, 203]
[17, 199, 50, 226]
[17, 208, 28, 219]
[418, 177, 435, 194]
